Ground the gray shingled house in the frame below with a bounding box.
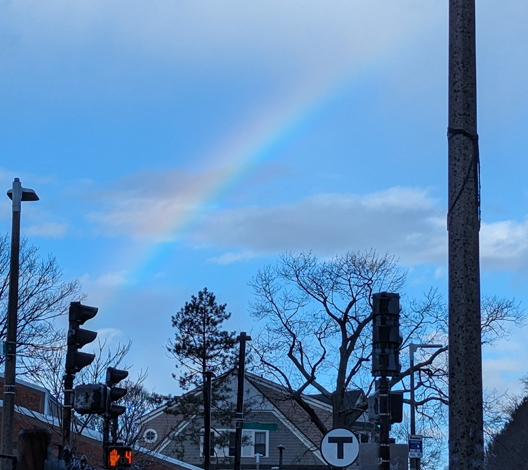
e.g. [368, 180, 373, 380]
[136, 372, 375, 469]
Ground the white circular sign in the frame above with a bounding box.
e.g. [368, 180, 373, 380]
[320, 428, 360, 467]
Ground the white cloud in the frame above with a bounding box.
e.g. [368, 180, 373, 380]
[25, 222, 67, 238]
[483, 355, 527, 396]
[1, 0, 445, 95]
[207, 251, 258, 265]
[87, 327, 130, 353]
[84, 169, 219, 240]
[81, 169, 528, 273]
[80, 271, 133, 289]
[194, 187, 447, 266]
[480, 220, 528, 270]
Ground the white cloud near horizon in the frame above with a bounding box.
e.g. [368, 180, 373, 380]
[25, 222, 68, 239]
[81, 172, 528, 272]
[194, 187, 447, 266]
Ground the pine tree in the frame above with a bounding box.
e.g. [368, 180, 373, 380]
[167, 288, 238, 464]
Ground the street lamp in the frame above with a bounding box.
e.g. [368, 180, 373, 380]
[1, 178, 39, 464]
[277, 444, 285, 470]
[409, 342, 443, 470]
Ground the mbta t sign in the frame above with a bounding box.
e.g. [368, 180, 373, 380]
[320, 428, 359, 467]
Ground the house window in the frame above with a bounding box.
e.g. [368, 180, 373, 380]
[143, 428, 158, 444]
[241, 430, 269, 458]
[202, 429, 269, 458]
[228, 431, 236, 457]
[254, 431, 267, 456]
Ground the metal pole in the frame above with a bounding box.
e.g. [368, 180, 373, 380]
[203, 371, 214, 470]
[448, 0, 483, 469]
[62, 372, 74, 449]
[234, 332, 251, 470]
[1, 179, 38, 470]
[409, 347, 417, 470]
[1, 181, 22, 465]
[408, 343, 442, 470]
[378, 376, 390, 470]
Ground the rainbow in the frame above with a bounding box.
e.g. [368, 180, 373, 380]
[98, 37, 412, 306]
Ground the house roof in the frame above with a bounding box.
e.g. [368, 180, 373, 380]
[0, 375, 195, 470]
[139, 370, 368, 463]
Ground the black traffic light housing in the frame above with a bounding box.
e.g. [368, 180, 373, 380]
[367, 390, 404, 425]
[66, 302, 98, 373]
[106, 367, 129, 419]
[74, 383, 107, 414]
[372, 292, 401, 377]
[103, 366, 129, 467]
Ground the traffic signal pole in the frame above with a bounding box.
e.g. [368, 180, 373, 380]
[62, 373, 75, 448]
[378, 377, 390, 470]
[371, 293, 401, 470]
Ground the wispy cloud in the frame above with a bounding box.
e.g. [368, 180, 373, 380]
[25, 222, 68, 239]
[80, 271, 133, 290]
[194, 187, 446, 265]
[83, 175, 528, 272]
[481, 219, 528, 270]
[83, 169, 219, 240]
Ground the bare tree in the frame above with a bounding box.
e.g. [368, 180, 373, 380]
[0, 235, 82, 377]
[29, 333, 164, 449]
[249, 250, 524, 442]
[249, 250, 407, 431]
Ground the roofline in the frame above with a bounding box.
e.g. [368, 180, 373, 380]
[0, 372, 50, 394]
[0, 399, 103, 441]
[245, 373, 334, 411]
[243, 380, 327, 464]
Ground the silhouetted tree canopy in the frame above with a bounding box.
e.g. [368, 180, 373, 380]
[0, 235, 82, 377]
[485, 395, 528, 469]
[167, 288, 238, 463]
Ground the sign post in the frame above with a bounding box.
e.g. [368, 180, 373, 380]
[408, 435, 423, 460]
[320, 428, 359, 468]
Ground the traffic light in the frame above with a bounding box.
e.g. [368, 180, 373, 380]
[372, 292, 401, 377]
[389, 390, 403, 424]
[367, 392, 380, 423]
[106, 367, 129, 418]
[66, 302, 98, 373]
[106, 445, 133, 468]
[74, 383, 107, 415]
[367, 390, 404, 424]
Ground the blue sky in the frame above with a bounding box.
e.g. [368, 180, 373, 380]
[1, 0, 527, 398]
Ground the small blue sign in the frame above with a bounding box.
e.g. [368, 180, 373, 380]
[408, 435, 423, 459]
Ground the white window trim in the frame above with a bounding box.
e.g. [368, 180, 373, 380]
[245, 430, 269, 458]
[200, 429, 269, 458]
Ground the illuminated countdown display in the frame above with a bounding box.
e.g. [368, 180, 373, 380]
[107, 446, 133, 468]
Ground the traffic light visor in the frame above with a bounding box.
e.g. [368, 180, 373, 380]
[69, 301, 98, 324]
[107, 367, 129, 385]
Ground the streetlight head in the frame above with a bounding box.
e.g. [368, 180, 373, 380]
[7, 187, 39, 202]
[21, 189, 39, 202]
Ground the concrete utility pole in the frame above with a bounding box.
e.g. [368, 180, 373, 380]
[448, 0, 484, 469]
